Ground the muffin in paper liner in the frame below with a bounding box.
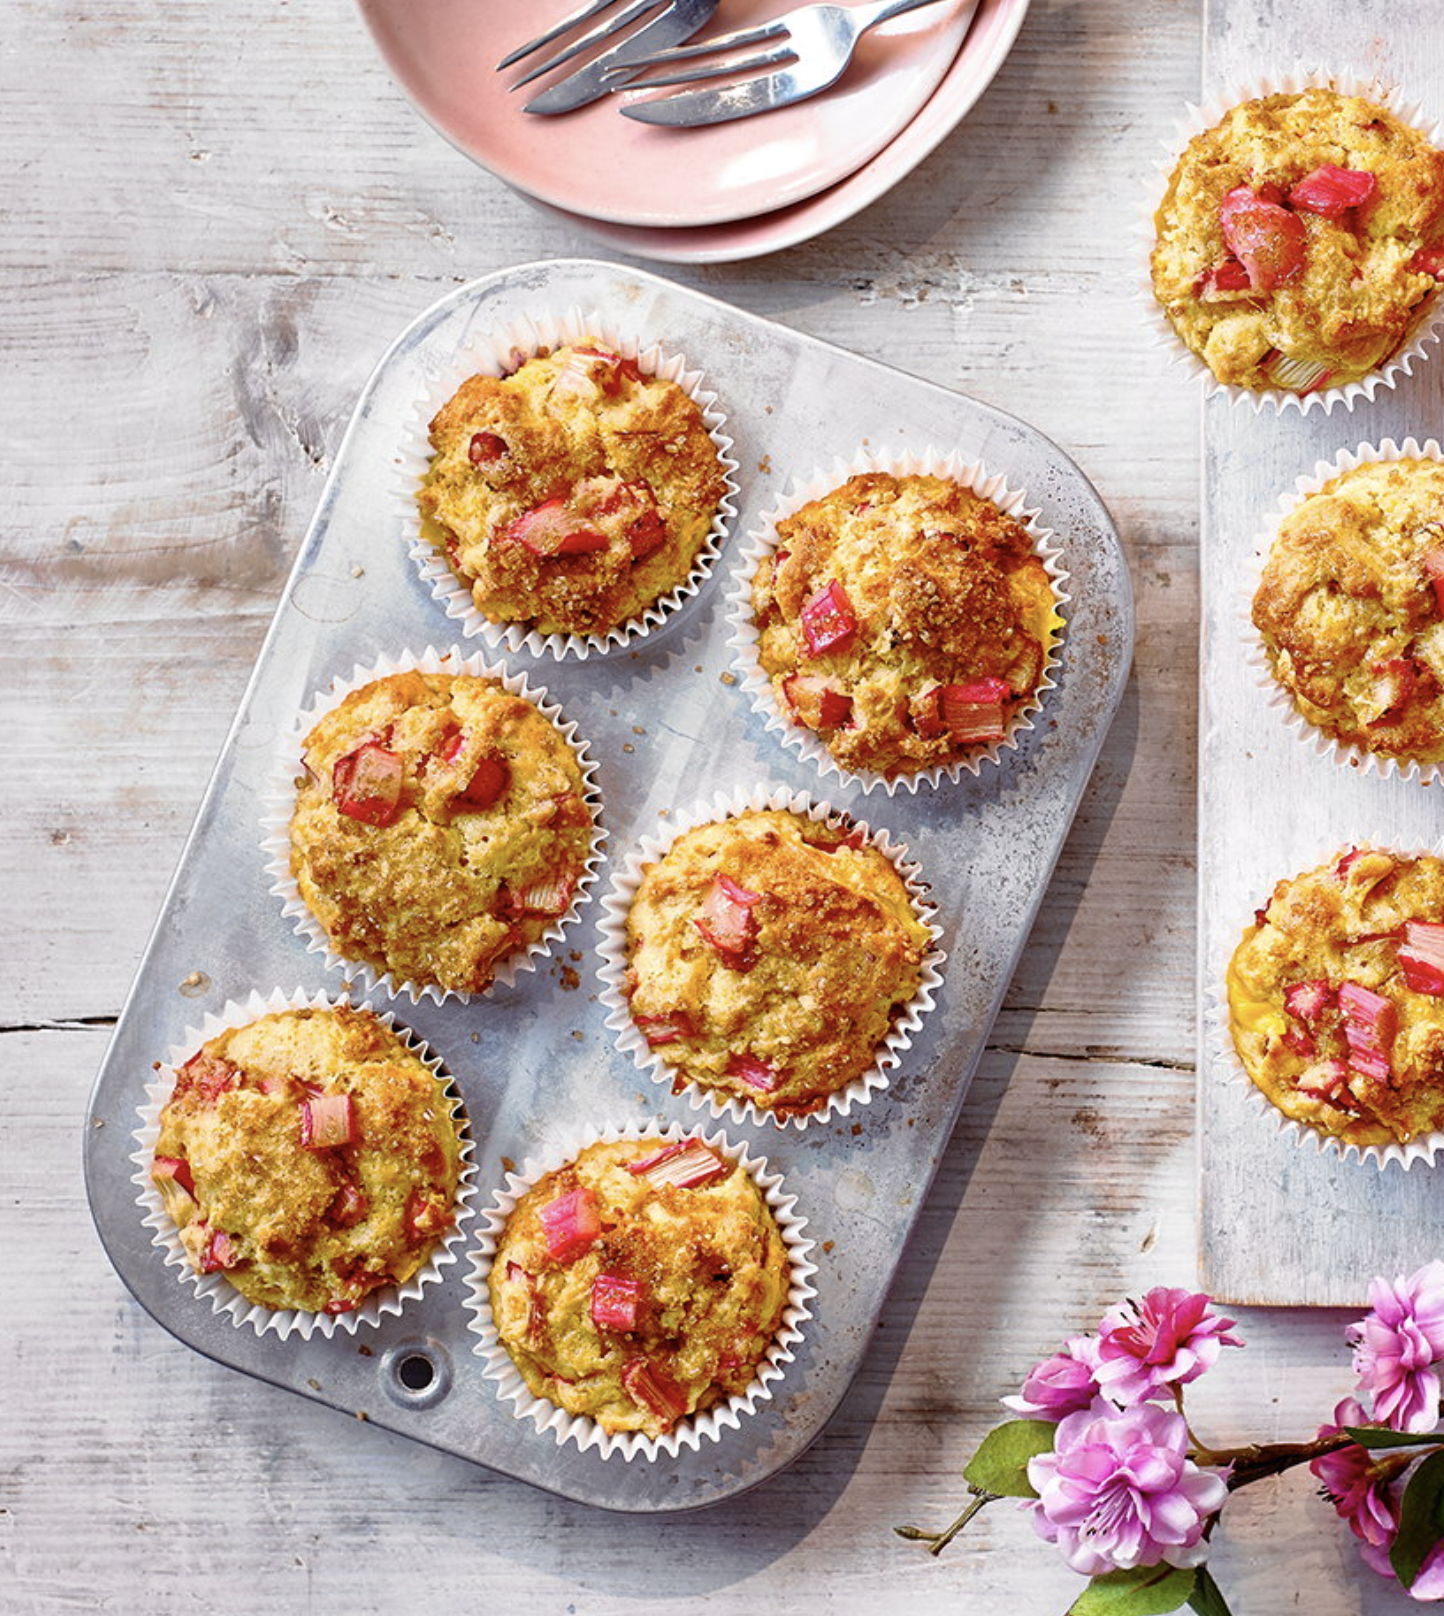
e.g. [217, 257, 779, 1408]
[1145, 66, 1444, 415]
[461, 1119, 817, 1462]
[260, 645, 605, 1006]
[1210, 842, 1444, 1171]
[130, 986, 477, 1339]
[726, 447, 1069, 796]
[595, 785, 945, 1130]
[400, 305, 740, 660]
[1244, 438, 1444, 786]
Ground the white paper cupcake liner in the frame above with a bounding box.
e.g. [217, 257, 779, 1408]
[1145, 65, 1444, 415]
[595, 785, 945, 1130]
[1243, 437, 1444, 787]
[1209, 841, 1444, 1171]
[461, 1118, 817, 1462]
[131, 986, 478, 1338]
[725, 446, 1069, 796]
[401, 306, 739, 660]
[260, 645, 605, 1005]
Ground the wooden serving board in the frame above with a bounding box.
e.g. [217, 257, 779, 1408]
[1198, 0, 1444, 1304]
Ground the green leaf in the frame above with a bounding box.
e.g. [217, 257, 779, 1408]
[1067, 1564, 1197, 1616]
[1344, 1425, 1439, 1450]
[1187, 1564, 1233, 1616]
[1391, 1448, 1444, 1588]
[962, 1419, 1055, 1498]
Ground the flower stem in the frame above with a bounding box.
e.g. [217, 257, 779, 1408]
[894, 1487, 1003, 1556]
[1187, 1431, 1355, 1489]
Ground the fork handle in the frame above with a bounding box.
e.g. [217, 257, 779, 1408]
[848, 0, 957, 31]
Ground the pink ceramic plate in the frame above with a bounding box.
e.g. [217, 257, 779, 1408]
[524, 0, 1030, 261]
[357, 0, 979, 228]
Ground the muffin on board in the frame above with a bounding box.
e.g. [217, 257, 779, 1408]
[485, 1136, 792, 1440]
[286, 669, 596, 997]
[149, 1005, 465, 1316]
[1253, 453, 1444, 767]
[748, 470, 1060, 780]
[418, 342, 728, 640]
[618, 808, 935, 1120]
[1226, 848, 1444, 1151]
[1151, 86, 1444, 396]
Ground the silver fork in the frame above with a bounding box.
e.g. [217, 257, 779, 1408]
[612, 0, 971, 126]
[499, 0, 719, 114]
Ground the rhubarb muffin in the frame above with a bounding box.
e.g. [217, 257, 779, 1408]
[1226, 848, 1444, 1148]
[749, 472, 1060, 778]
[1151, 87, 1444, 395]
[1253, 455, 1444, 765]
[287, 670, 595, 995]
[149, 1006, 464, 1315]
[418, 342, 728, 639]
[619, 809, 934, 1119]
[487, 1136, 791, 1439]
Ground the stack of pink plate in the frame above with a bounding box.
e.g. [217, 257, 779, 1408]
[357, 0, 1032, 263]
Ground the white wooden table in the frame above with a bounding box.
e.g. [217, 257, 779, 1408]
[4, 0, 1436, 1610]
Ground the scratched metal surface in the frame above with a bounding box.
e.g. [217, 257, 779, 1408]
[83, 258, 1132, 1510]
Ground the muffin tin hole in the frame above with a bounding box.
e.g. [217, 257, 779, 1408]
[381, 1339, 451, 1410]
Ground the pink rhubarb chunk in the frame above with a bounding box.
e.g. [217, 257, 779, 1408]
[504, 498, 609, 558]
[1219, 186, 1307, 290]
[1198, 257, 1256, 299]
[1399, 920, 1444, 996]
[626, 1140, 729, 1190]
[328, 1182, 369, 1227]
[198, 1227, 239, 1274]
[513, 867, 578, 917]
[799, 579, 858, 655]
[727, 1053, 782, 1093]
[621, 1357, 689, 1427]
[633, 1009, 697, 1047]
[1283, 979, 1335, 1025]
[695, 873, 762, 966]
[591, 1273, 643, 1332]
[1424, 548, 1444, 616]
[538, 1187, 600, 1264]
[1289, 165, 1377, 218]
[1338, 981, 1398, 1084]
[468, 431, 508, 466]
[332, 742, 404, 827]
[782, 672, 854, 731]
[300, 1093, 357, 1150]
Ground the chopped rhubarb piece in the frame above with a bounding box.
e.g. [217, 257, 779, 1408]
[332, 742, 405, 827]
[1282, 1026, 1316, 1058]
[1198, 256, 1256, 299]
[939, 684, 1008, 744]
[538, 1187, 600, 1263]
[591, 1273, 643, 1332]
[300, 1093, 356, 1150]
[1338, 981, 1398, 1083]
[799, 579, 858, 656]
[504, 498, 609, 558]
[1297, 1057, 1351, 1099]
[627, 506, 668, 560]
[328, 1181, 369, 1227]
[405, 1189, 451, 1240]
[1335, 847, 1364, 880]
[513, 867, 578, 917]
[546, 792, 593, 829]
[198, 1227, 239, 1274]
[1369, 658, 1421, 724]
[1219, 186, 1307, 289]
[627, 1140, 728, 1190]
[781, 672, 854, 731]
[1283, 979, 1335, 1025]
[621, 1357, 690, 1428]
[175, 1049, 239, 1103]
[323, 1296, 360, 1316]
[695, 873, 762, 966]
[468, 431, 509, 466]
[1411, 245, 1444, 278]
[1399, 920, 1444, 996]
[1424, 548, 1444, 615]
[1004, 636, 1045, 697]
[633, 1009, 697, 1047]
[1346, 1044, 1394, 1085]
[1262, 351, 1333, 394]
[456, 755, 509, 809]
[727, 1053, 782, 1093]
[910, 682, 949, 740]
[151, 1155, 195, 1197]
[1289, 164, 1378, 218]
[572, 344, 643, 385]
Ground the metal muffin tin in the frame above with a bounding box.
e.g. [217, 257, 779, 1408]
[84, 259, 1133, 1511]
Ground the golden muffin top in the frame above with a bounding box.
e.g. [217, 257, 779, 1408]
[488, 1137, 790, 1439]
[750, 472, 1059, 778]
[419, 343, 727, 638]
[152, 1006, 464, 1314]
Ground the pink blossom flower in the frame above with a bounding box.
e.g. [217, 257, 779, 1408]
[1093, 1288, 1242, 1406]
[1003, 1335, 1102, 1421]
[1025, 1403, 1227, 1576]
[1349, 1261, 1444, 1434]
[1311, 1399, 1397, 1552]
